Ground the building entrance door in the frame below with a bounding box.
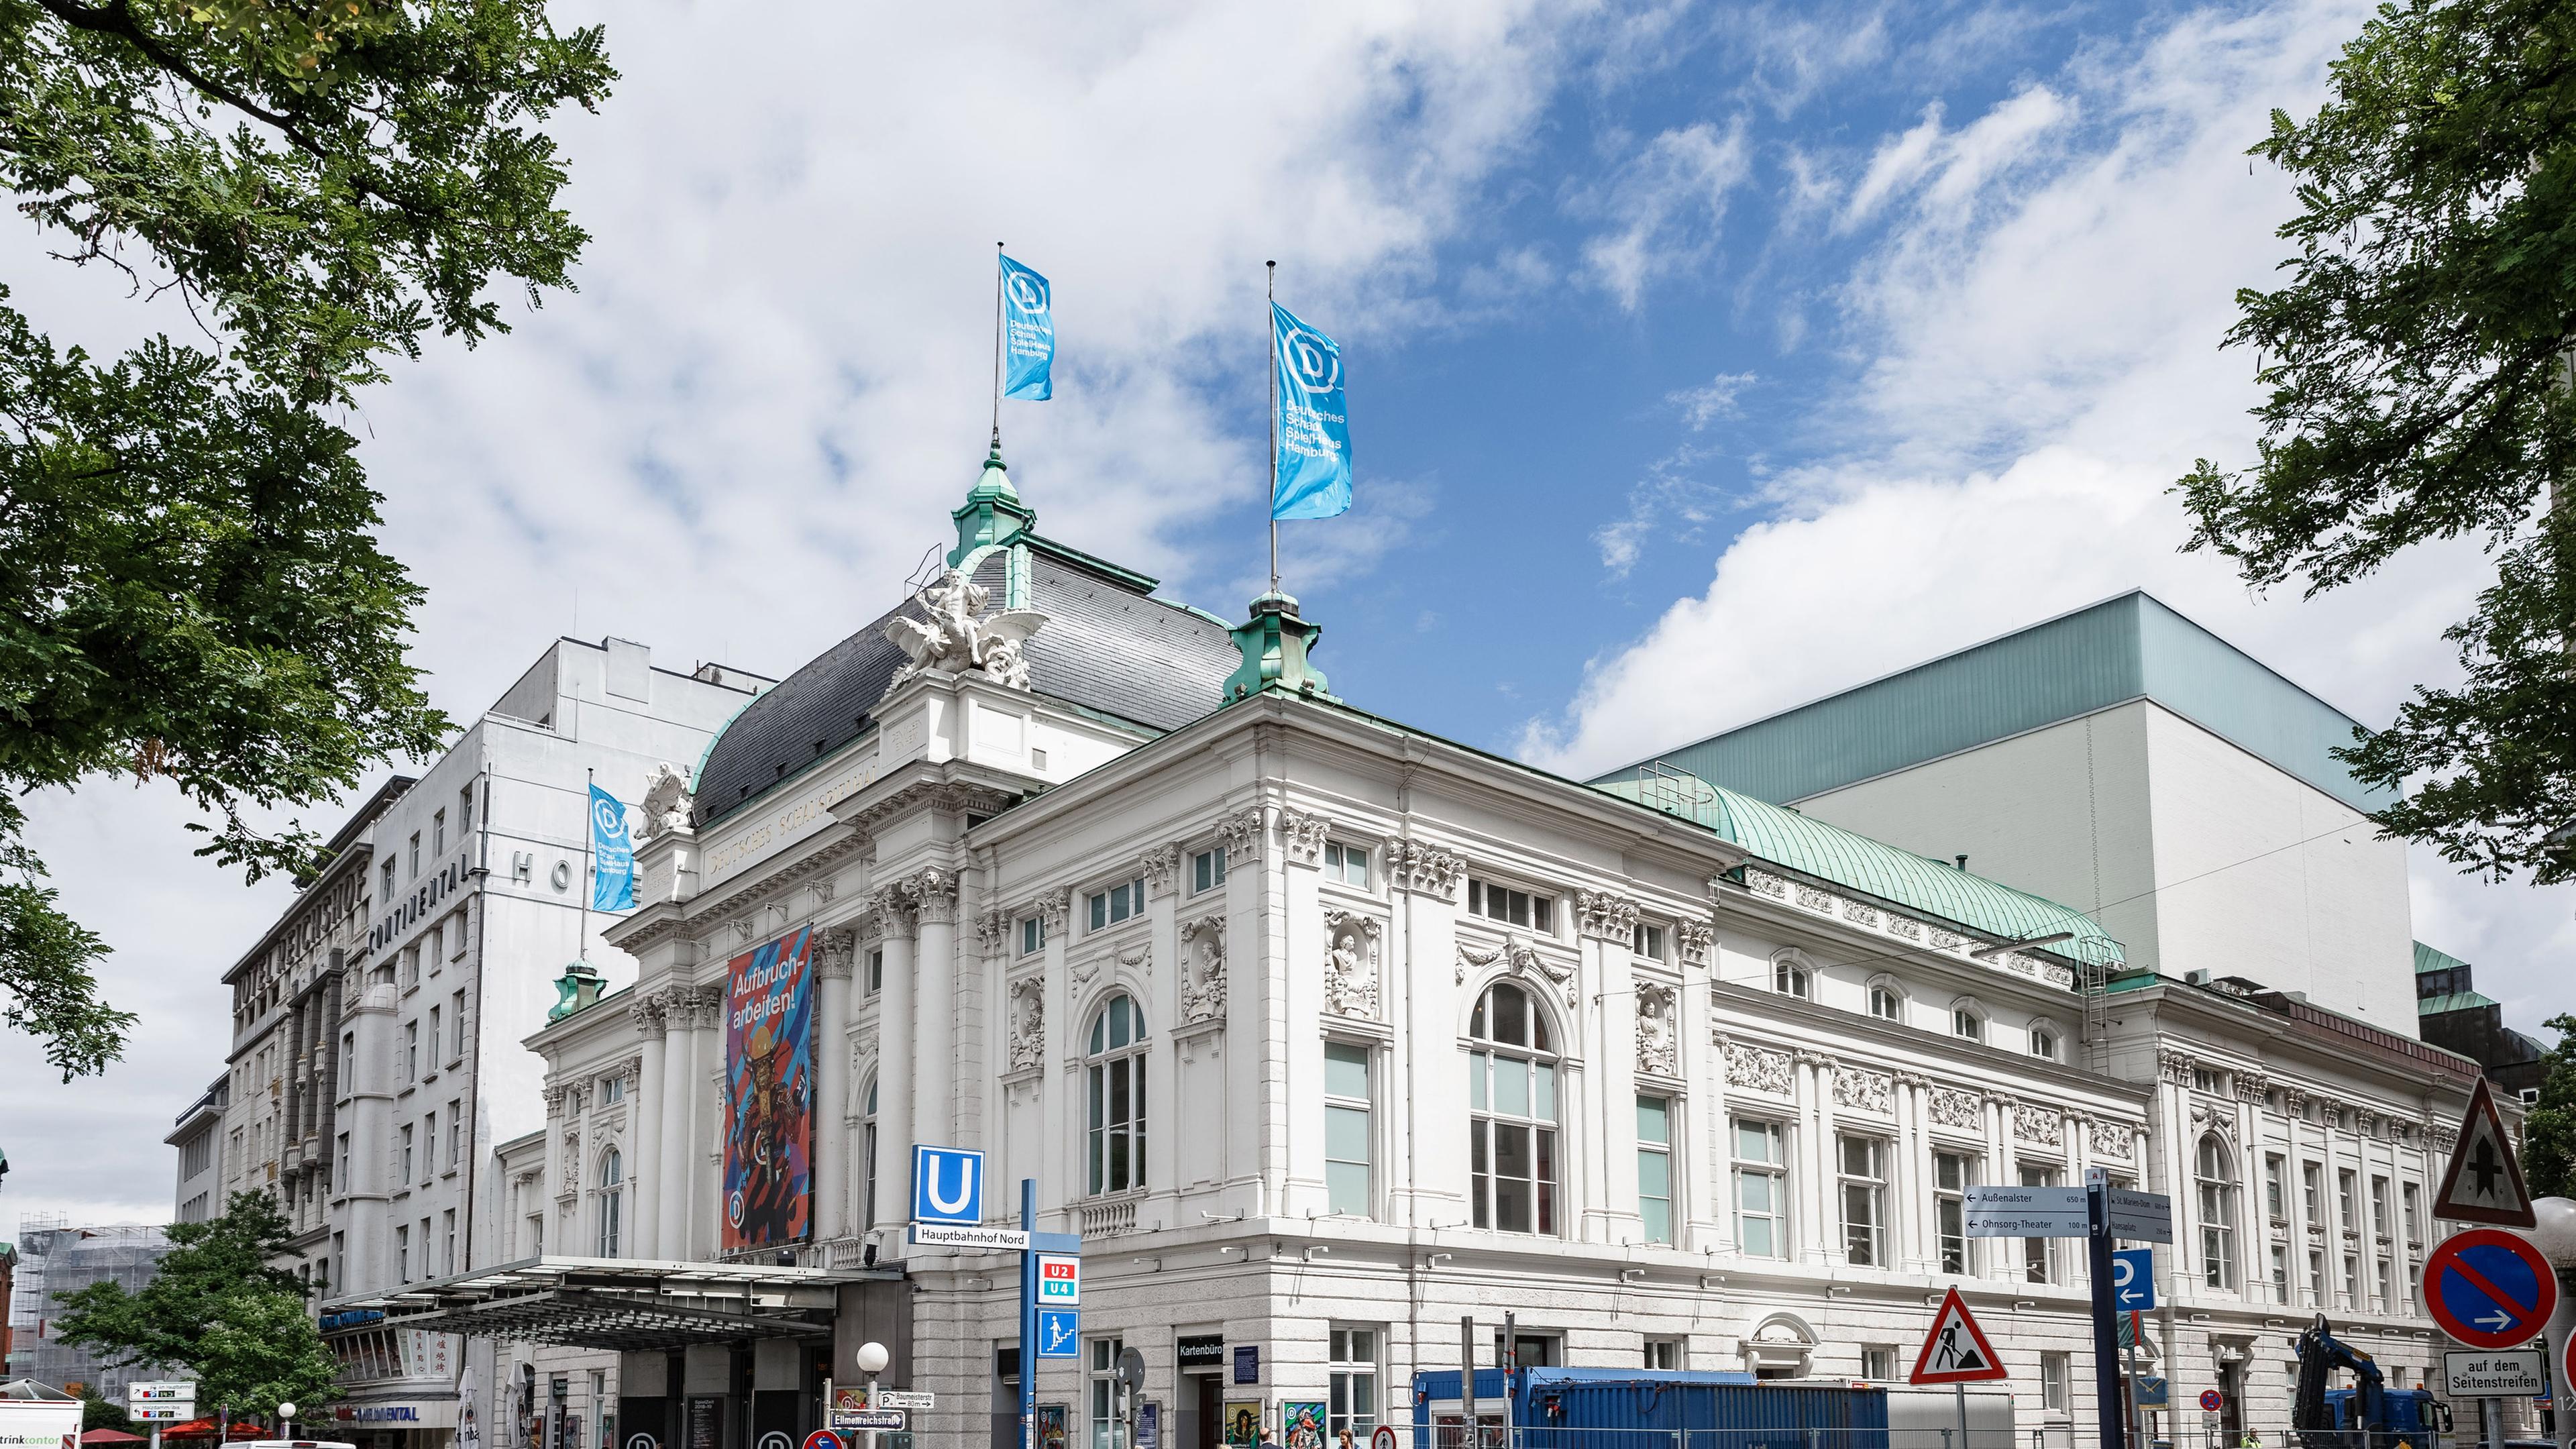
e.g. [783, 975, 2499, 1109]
[2217, 1358, 2245, 1447]
[1193, 1377, 1219, 1449]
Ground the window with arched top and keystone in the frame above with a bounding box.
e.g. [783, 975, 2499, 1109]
[1466, 979, 1558, 1235]
[2028, 1020, 2063, 1062]
[1771, 951, 1812, 1000]
[2197, 1132, 2239, 1290]
[1949, 998, 1986, 1043]
[594, 1146, 623, 1257]
[1085, 994, 1147, 1195]
[1865, 975, 1906, 1022]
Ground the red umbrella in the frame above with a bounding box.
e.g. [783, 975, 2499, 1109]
[156, 1421, 217, 1439]
[82, 1430, 148, 1444]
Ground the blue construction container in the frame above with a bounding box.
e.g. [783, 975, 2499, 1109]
[1412, 1368, 1890, 1449]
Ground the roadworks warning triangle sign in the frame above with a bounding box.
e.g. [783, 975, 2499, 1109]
[2432, 1077, 2536, 1228]
[1911, 1286, 2010, 1385]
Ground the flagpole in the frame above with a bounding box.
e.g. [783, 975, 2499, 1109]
[992, 241, 1007, 455]
[1267, 260, 1279, 595]
[580, 767, 594, 964]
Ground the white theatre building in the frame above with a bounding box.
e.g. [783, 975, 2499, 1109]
[327, 456, 2499, 1449]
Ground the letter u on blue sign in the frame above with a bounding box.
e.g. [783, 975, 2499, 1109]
[913, 1145, 983, 1224]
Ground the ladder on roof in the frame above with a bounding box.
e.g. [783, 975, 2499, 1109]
[2080, 957, 2112, 1075]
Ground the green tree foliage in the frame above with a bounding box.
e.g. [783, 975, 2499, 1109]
[2522, 1014, 2576, 1200]
[82, 1393, 135, 1433]
[2176, 0, 2576, 882]
[53, 1190, 339, 1413]
[0, 0, 613, 1078]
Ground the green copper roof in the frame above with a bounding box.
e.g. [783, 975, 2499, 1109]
[1608, 591, 2392, 814]
[2414, 940, 2470, 976]
[2418, 991, 2500, 1014]
[1597, 769, 2124, 967]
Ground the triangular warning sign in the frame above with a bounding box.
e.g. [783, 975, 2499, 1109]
[2432, 1077, 2536, 1228]
[1910, 1286, 2010, 1384]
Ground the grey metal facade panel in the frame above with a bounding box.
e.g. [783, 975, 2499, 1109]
[1613, 590, 2388, 813]
[694, 545, 1236, 827]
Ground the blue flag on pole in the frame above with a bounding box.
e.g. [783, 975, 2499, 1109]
[1272, 301, 1350, 520]
[1000, 254, 1055, 400]
[590, 783, 635, 911]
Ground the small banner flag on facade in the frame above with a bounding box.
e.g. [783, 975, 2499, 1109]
[1000, 254, 1055, 400]
[1271, 301, 1350, 521]
[589, 783, 635, 911]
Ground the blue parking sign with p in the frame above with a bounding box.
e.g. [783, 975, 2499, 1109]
[2113, 1248, 2157, 1311]
[914, 1145, 983, 1225]
[1038, 1309, 1079, 1358]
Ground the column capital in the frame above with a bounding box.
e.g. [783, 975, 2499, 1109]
[908, 867, 960, 925]
[815, 928, 858, 981]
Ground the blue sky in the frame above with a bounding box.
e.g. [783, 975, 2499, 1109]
[7, 0, 2569, 1224]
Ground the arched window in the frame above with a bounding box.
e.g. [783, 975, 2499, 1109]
[1866, 978, 1904, 1021]
[1466, 981, 1558, 1234]
[596, 1147, 623, 1258]
[1773, 957, 1811, 1000]
[2196, 1133, 2238, 1290]
[1085, 995, 1147, 1195]
[861, 1077, 879, 1232]
[2029, 1022, 2061, 1061]
[1951, 1001, 1986, 1043]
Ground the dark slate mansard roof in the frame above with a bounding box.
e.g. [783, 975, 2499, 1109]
[692, 541, 1240, 827]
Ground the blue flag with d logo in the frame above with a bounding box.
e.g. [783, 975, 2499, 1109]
[1000, 254, 1055, 400]
[590, 783, 635, 910]
[1272, 302, 1350, 520]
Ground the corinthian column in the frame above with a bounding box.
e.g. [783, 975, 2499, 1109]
[910, 869, 961, 1156]
[691, 983, 722, 1257]
[657, 987, 695, 1258]
[813, 930, 855, 1243]
[629, 993, 667, 1256]
[873, 887, 919, 1252]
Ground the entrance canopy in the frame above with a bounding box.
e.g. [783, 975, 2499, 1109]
[321, 1255, 896, 1352]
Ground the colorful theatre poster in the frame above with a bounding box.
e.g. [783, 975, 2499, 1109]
[722, 924, 814, 1249]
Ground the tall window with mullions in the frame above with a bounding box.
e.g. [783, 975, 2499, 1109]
[1086, 995, 1147, 1195]
[1466, 981, 1557, 1234]
[1935, 1150, 1974, 1274]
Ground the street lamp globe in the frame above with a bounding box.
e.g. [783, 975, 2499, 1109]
[277, 1405, 297, 1421]
[854, 1342, 890, 1376]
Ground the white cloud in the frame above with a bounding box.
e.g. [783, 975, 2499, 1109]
[1, 0, 1587, 1226]
[1527, 0, 2575, 1011]
[1578, 119, 1754, 309]
[1670, 370, 1757, 429]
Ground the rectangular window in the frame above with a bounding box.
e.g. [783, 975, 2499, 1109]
[1643, 1339, 1682, 1371]
[336, 1132, 352, 1184]
[443, 1208, 457, 1273]
[2342, 1254, 2361, 1307]
[1087, 1337, 1126, 1449]
[2265, 1155, 2286, 1220]
[1325, 1042, 1373, 1218]
[382, 858, 397, 902]
[865, 948, 883, 994]
[2377, 1256, 2394, 1308]
[1323, 841, 1370, 888]
[448, 1099, 462, 1167]
[1732, 1120, 1787, 1260]
[1191, 847, 1227, 894]
[1085, 1002, 1146, 1196]
[1838, 1135, 1888, 1267]
[396, 1225, 410, 1282]
[409, 831, 421, 877]
[403, 945, 420, 988]
[2403, 1182, 2422, 1240]
[1862, 1347, 1898, 1381]
[427, 1007, 441, 1070]
[1631, 922, 1665, 961]
[460, 784, 474, 835]
[1328, 1326, 1380, 1438]
[2371, 1176, 2391, 1237]
[2338, 1169, 2358, 1229]
[1020, 917, 1045, 957]
[1637, 1095, 1673, 1244]
[433, 808, 446, 855]
[2023, 1163, 2062, 1283]
[2192, 1067, 2222, 1093]
[1935, 1151, 1975, 1275]
[1468, 1045, 1558, 1235]
[451, 989, 467, 1059]
[1087, 877, 1145, 931]
[2308, 1250, 2327, 1306]
[420, 1112, 435, 1182]
[400, 1124, 415, 1183]
[1466, 878, 1554, 933]
[2302, 1162, 2323, 1221]
[405, 1021, 419, 1081]
[2041, 1354, 2070, 1413]
[602, 1075, 624, 1104]
[428, 922, 444, 970]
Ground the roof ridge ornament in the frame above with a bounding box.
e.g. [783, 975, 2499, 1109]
[1222, 592, 1334, 705]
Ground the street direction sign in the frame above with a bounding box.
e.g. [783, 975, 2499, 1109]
[2424, 1228, 2559, 1350]
[913, 1144, 985, 1225]
[1036, 1252, 1081, 1305]
[2198, 1391, 2223, 1413]
[129, 1406, 195, 1422]
[2443, 1349, 2548, 1396]
[802, 1430, 844, 1449]
[1038, 1308, 1080, 1358]
[2434, 1080, 2537, 1228]
[911, 1222, 1029, 1249]
[872, 1393, 933, 1411]
[1909, 1287, 2010, 1383]
[838, 1413, 904, 1432]
[2106, 1189, 2175, 1244]
[1965, 1185, 2089, 1238]
[2112, 1248, 2157, 1312]
[126, 1384, 195, 1403]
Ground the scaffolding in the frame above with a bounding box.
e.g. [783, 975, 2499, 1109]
[6, 1219, 175, 1399]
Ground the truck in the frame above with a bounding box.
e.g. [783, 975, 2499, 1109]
[2290, 1315, 2451, 1448]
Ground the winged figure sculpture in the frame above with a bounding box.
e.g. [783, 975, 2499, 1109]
[883, 567, 1048, 690]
